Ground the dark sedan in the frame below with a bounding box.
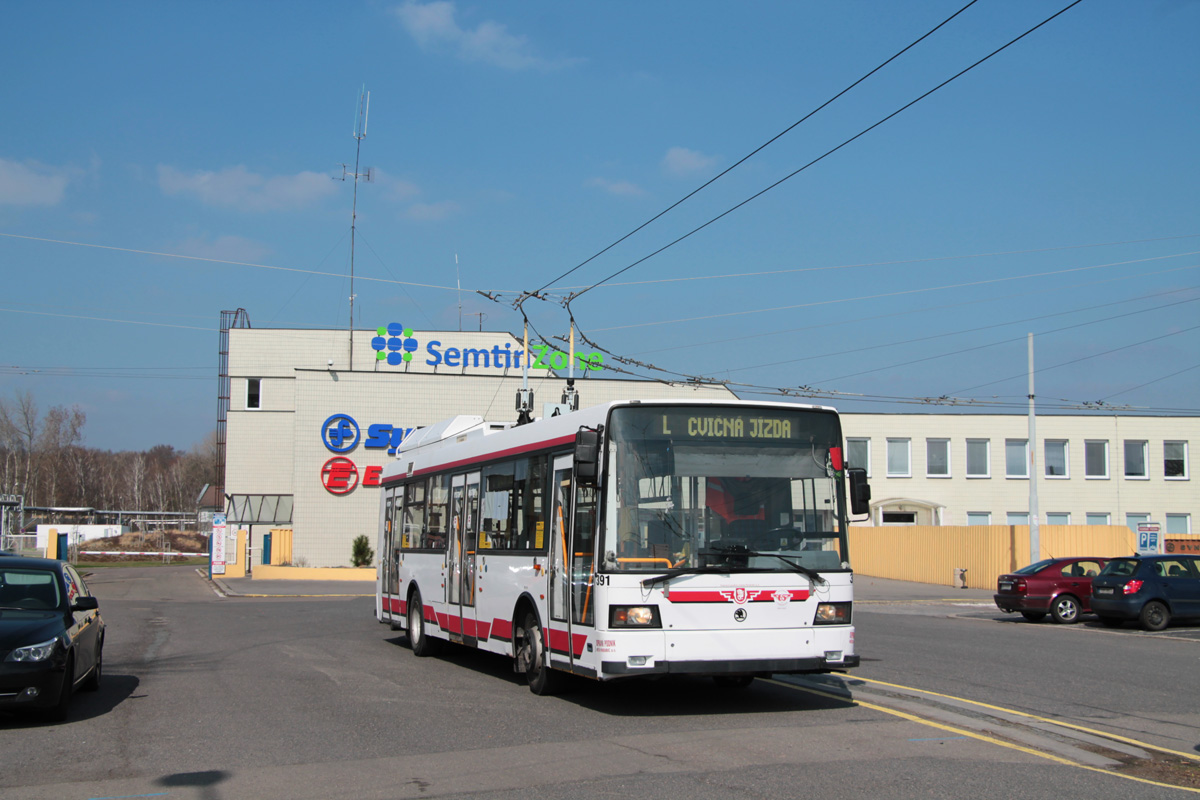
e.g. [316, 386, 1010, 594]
[0, 556, 104, 721]
[1091, 555, 1200, 631]
[994, 557, 1109, 624]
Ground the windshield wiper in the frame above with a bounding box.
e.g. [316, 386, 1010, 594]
[701, 544, 827, 585]
[641, 566, 727, 589]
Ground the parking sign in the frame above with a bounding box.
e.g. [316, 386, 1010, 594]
[1136, 522, 1162, 555]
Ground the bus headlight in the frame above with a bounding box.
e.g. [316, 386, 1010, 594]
[814, 602, 851, 625]
[610, 605, 661, 628]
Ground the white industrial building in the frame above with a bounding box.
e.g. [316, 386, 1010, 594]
[222, 326, 737, 567]
[842, 413, 1195, 534]
[221, 324, 1196, 567]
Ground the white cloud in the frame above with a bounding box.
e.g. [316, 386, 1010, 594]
[172, 234, 272, 264]
[393, 1, 578, 71]
[404, 200, 461, 221]
[371, 168, 422, 202]
[586, 177, 644, 197]
[0, 158, 71, 205]
[157, 164, 337, 212]
[662, 146, 718, 178]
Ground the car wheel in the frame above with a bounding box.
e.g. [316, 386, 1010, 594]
[1050, 595, 1081, 624]
[1020, 611, 1046, 622]
[713, 675, 755, 688]
[407, 590, 441, 657]
[1097, 616, 1124, 628]
[81, 640, 102, 692]
[1139, 600, 1170, 632]
[517, 612, 563, 696]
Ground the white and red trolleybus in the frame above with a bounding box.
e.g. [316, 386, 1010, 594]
[375, 399, 871, 694]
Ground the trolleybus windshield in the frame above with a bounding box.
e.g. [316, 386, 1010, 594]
[602, 406, 849, 574]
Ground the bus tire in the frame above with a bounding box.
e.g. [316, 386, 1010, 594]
[408, 590, 441, 657]
[518, 612, 563, 696]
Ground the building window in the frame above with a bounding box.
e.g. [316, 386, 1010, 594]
[1125, 513, 1149, 533]
[926, 439, 950, 478]
[886, 438, 911, 478]
[1046, 512, 1070, 525]
[1124, 440, 1148, 479]
[1084, 440, 1108, 479]
[1044, 440, 1068, 478]
[1005, 439, 1029, 479]
[966, 512, 991, 525]
[967, 439, 990, 478]
[1085, 512, 1110, 526]
[1164, 441, 1188, 480]
[246, 378, 262, 410]
[882, 511, 917, 525]
[846, 438, 871, 477]
[1007, 512, 1030, 526]
[1166, 514, 1191, 535]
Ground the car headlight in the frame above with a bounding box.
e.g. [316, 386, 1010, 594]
[814, 602, 851, 625]
[6, 638, 59, 662]
[609, 605, 661, 628]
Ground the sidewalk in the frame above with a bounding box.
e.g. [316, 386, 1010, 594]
[854, 575, 994, 603]
[203, 568, 992, 602]
[205, 571, 374, 597]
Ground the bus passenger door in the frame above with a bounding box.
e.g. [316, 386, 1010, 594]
[547, 456, 596, 671]
[383, 489, 400, 623]
[447, 472, 481, 645]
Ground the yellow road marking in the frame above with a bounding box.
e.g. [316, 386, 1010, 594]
[767, 678, 1200, 795]
[849, 675, 1200, 764]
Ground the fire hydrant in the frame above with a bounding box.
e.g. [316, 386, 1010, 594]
[953, 567, 968, 589]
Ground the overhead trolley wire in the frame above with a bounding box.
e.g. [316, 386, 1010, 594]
[530, 0, 983, 296]
[563, 0, 1085, 304]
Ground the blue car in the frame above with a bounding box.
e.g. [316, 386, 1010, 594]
[1090, 555, 1200, 631]
[0, 557, 104, 721]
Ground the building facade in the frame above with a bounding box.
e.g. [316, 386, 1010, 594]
[224, 327, 737, 568]
[222, 326, 1195, 567]
[842, 413, 1194, 534]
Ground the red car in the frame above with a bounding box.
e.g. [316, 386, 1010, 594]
[994, 557, 1109, 624]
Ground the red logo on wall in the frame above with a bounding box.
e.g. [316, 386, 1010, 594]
[321, 457, 359, 495]
[320, 458, 383, 495]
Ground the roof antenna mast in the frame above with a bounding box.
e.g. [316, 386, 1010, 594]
[338, 86, 373, 370]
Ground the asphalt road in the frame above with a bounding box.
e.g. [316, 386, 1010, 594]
[1, 566, 1196, 799]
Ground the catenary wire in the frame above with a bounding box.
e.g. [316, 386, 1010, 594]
[531, 0, 982, 295]
[563, 0, 1085, 303]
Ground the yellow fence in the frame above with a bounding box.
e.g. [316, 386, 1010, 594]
[847, 525, 1148, 590]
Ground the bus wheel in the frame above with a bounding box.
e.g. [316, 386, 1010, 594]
[408, 590, 441, 657]
[518, 612, 562, 696]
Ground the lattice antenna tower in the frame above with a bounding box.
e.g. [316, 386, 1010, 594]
[338, 86, 373, 370]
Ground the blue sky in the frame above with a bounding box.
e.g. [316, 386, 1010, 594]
[1, 0, 1198, 451]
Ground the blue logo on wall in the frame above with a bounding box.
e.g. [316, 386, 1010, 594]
[323, 414, 361, 453]
[372, 323, 419, 366]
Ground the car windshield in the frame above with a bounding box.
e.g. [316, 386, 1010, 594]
[1100, 558, 1140, 577]
[0, 568, 62, 610]
[600, 405, 849, 573]
[1014, 559, 1057, 575]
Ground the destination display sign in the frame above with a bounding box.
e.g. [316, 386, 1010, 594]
[657, 411, 800, 441]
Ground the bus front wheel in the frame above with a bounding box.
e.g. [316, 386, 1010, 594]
[517, 612, 563, 696]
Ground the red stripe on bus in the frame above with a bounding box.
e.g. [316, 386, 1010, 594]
[666, 589, 810, 603]
[382, 434, 577, 486]
[547, 627, 588, 658]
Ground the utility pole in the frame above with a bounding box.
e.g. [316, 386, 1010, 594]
[339, 87, 372, 371]
[1028, 333, 1039, 562]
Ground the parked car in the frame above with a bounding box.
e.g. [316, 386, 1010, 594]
[1091, 555, 1200, 631]
[0, 556, 104, 721]
[994, 557, 1109, 624]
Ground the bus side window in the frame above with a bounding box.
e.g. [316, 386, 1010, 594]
[426, 475, 450, 551]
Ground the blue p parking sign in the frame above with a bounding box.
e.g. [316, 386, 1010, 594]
[1137, 522, 1162, 555]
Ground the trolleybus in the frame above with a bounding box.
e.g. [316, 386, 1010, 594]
[375, 399, 870, 694]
